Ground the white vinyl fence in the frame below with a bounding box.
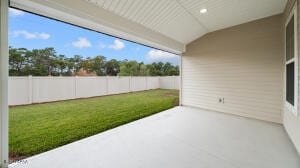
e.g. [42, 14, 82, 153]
[9, 76, 179, 105]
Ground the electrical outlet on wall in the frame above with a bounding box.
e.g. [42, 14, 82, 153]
[219, 98, 225, 103]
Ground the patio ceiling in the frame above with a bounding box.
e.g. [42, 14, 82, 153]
[10, 0, 287, 54]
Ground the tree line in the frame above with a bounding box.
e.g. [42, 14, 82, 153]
[9, 47, 179, 76]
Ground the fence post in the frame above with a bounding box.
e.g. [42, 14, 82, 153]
[129, 76, 132, 92]
[145, 76, 147, 90]
[74, 76, 77, 99]
[28, 75, 33, 104]
[158, 76, 161, 89]
[106, 76, 109, 95]
[173, 75, 176, 89]
[35, 77, 40, 103]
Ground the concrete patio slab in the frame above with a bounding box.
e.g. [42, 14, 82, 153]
[9, 106, 300, 168]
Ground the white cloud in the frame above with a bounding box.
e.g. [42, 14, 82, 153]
[108, 39, 125, 50]
[39, 33, 51, 39]
[146, 50, 179, 65]
[72, 37, 92, 48]
[13, 30, 50, 40]
[98, 43, 106, 49]
[146, 50, 177, 59]
[9, 8, 25, 16]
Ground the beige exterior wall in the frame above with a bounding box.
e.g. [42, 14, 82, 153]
[182, 14, 284, 123]
[283, 0, 300, 155]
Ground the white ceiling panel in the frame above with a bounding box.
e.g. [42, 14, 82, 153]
[87, 0, 206, 44]
[87, 0, 287, 44]
[177, 0, 287, 32]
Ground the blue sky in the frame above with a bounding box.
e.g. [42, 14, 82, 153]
[8, 8, 179, 65]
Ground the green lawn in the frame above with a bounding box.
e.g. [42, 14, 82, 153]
[9, 89, 179, 160]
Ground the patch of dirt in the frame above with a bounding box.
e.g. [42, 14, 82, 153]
[161, 93, 179, 106]
[9, 153, 29, 164]
[173, 98, 179, 106]
[162, 93, 178, 97]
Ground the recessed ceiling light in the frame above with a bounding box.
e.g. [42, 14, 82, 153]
[200, 8, 207, 14]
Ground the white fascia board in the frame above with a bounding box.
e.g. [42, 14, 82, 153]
[10, 0, 185, 54]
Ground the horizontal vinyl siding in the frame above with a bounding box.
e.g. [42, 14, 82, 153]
[182, 14, 284, 123]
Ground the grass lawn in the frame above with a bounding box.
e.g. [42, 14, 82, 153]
[9, 89, 179, 160]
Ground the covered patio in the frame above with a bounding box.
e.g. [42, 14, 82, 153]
[1, 0, 300, 167]
[9, 107, 300, 168]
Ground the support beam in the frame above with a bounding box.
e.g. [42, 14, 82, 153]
[0, 0, 9, 167]
[179, 54, 183, 106]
